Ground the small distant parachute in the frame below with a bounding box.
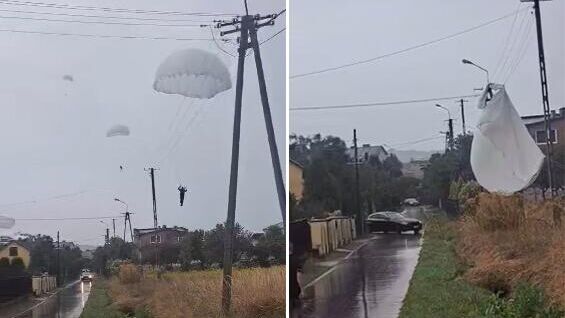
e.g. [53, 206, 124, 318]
[153, 48, 232, 99]
[106, 125, 130, 137]
[62, 74, 74, 82]
[0, 215, 15, 229]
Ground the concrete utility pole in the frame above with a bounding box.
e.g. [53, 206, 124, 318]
[448, 118, 454, 151]
[112, 218, 116, 238]
[145, 167, 160, 267]
[145, 167, 159, 229]
[521, 0, 555, 197]
[122, 212, 134, 242]
[458, 99, 468, 135]
[353, 129, 362, 236]
[56, 231, 60, 286]
[215, 4, 283, 313]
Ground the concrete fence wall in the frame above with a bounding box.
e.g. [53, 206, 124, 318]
[309, 216, 356, 257]
[32, 276, 57, 296]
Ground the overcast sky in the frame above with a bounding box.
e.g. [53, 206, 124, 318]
[0, 0, 285, 246]
[290, 0, 564, 151]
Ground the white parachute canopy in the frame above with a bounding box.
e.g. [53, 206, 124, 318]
[153, 48, 232, 99]
[0, 215, 15, 229]
[470, 84, 545, 194]
[106, 124, 130, 137]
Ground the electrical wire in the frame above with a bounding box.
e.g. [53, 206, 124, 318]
[15, 215, 122, 221]
[290, 6, 532, 79]
[210, 25, 236, 57]
[0, 0, 238, 17]
[491, 2, 523, 81]
[0, 13, 209, 27]
[0, 28, 216, 41]
[388, 136, 445, 148]
[0, 190, 89, 208]
[291, 94, 481, 112]
[0, 7, 215, 23]
[260, 27, 285, 45]
[494, 8, 532, 82]
[14, 215, 121, 221]
[503, 18, 535, 83]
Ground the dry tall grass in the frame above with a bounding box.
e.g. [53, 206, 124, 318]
[108, 265, 285, 318]
[457, 193, 565, 307]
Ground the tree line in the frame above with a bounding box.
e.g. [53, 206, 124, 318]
[289, 134, 420, 221]
[91, 222, 285, 274]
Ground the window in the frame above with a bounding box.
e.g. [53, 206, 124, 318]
[177, 236, 182, 242]
[9, 247, 18, 256]
[150, 235, 161, 244]
[535, 129, 558, 144]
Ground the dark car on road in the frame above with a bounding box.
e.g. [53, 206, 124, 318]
[366, 212, 422, 234]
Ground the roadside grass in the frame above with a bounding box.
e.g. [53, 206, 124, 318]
[109, 265, 285, 318]
[400, 210, 564, 318]
[80, 280, 128, 318]
[399, 217, 491, 318]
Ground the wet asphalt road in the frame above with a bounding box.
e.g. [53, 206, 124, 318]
[10, 280, 91, 318]
[294, 208, 424, 318]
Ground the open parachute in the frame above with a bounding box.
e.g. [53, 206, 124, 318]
[106, 125, 130, 137]
[153, 48, 232, 99]
[0, 215, 15, 229]
[470, 84, 545, 194]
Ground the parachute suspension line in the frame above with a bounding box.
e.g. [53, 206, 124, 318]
[168, 98, 186, 131]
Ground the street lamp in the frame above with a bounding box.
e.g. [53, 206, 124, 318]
[435, 104, 454, 152]
[462, 58, 490, 84]
[114, 198, 128, 211]
[435, 104, 451, 119]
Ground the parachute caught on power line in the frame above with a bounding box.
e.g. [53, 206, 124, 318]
[106, 125, 130, 137]
[153, 48, 232, 99]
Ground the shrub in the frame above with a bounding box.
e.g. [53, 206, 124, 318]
[482, 284, 564, 318]
[118, 263, 141, 284]
[472, 193, 524, 231]
[10, 257, 25, 270]
[0, 257, 9, 267]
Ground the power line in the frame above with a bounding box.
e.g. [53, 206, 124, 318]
[290, 7, 531, 79]
[14, 215, 121, 221]
[388, 136, 445, 148]
[491, 2, 523, 81]
[495, 8, 532, 82]
[0, 13, 209, 27]
[260, 27, 285, 45]
[210, 25, 236, 57]
[0, 27, 216, 41]
[0, 0, 238, 17]
[290, 94, 481, 112]
[0, 7, 215, 23]
[0, 190, 89, 208]
[503, 17, 535, 83]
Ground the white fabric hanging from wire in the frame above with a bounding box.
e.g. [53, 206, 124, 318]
[470, 84, 544, 194]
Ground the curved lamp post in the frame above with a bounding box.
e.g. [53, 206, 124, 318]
[462, 58, 489, 84]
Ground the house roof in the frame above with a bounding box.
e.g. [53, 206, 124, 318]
[0, 240, 31, 252]
[521, 107, 565, 126]
[133, 226, 188, 236]
[290, 158, 304, 169]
